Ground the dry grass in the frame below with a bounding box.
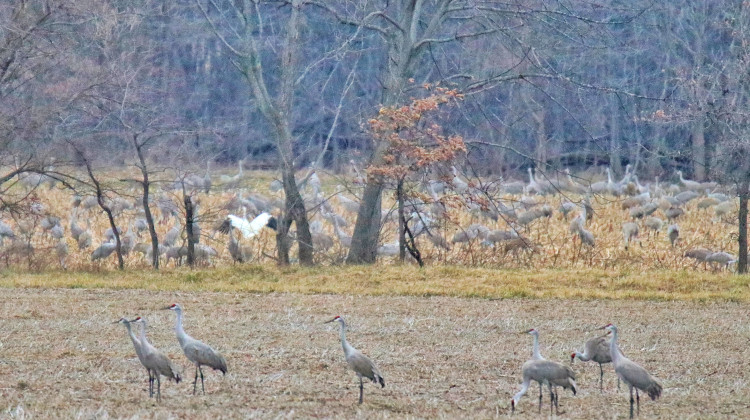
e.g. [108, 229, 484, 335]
[1, 265, 750, 302]
[2, 169, 742, 272]
[1, 287, 748, 419]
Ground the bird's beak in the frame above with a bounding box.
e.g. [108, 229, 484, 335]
[324, 317, 337, 324]
[161, 306, 172, 310]
[129, 318, 139, 323]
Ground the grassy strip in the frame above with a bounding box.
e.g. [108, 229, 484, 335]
[1, 265, 749, 301]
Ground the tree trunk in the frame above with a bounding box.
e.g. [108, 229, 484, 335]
[346, 178, 383, 264]
[133, 135, 159, 269]
[184, 194, 195, 268]
[609, 94, 622, 175]
[738, 179, 749, 274]
[691, 120, 707, 181]
[397, 178, 406, 262]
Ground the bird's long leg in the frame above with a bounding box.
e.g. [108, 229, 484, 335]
[548, 384, 556, 414]
[156, 374, 161, 403]
[147, 369, 153, 397]
[636, 388, 640, 416]
[629, 385, 635, 419]
[199, 366, 205, 394]
[358, 375, 364, 404]
[599, 363, 604, 393]
[538, 382, 543, 413]
[193, 365, 199, 395]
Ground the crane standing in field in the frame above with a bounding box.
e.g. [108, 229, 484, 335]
[571, 334, 619, 393]
[325, 316, 385, 404]
[601, 323, 662, 419]
[130, 317, 182, 402]
[512, 329, 576, 415]
[165, 303, 227, 394]
[114, 317, 152, 396]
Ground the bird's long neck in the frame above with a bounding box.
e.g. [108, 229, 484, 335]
[609, 329, 623, 365]
[338, 322, 354, 356]
[512, 376, 530, 406]
[528, 168, 534, 183]
[124, 322, 140, 347]
[574, 350, 589, 361]
[531, 333, 543, 360]
[174, 309, 189, 346]
[137, 320, 150, 347]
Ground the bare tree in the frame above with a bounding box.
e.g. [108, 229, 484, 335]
[195, 0, 313, 266]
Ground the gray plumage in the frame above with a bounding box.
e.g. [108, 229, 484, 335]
[622, 222, 639, 250]
[512, 329, 576, 415]
[571, 335, 618, 393]
[130, 317, 182, 402]
[603, 324, 662, 419]
[326, 316, 385, 404]
[667, 224, 679, 247]
[644, 217, 663, 235]
[166, 303, 227, 394]
[706, 251, 737, 271]
[91, 242, 116, 261]
[114, 318, 151, 396]
[664, 207, 684, 221]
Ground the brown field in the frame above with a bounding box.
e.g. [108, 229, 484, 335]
[2, 169, 740, 272]
[1, 285, 748, 419]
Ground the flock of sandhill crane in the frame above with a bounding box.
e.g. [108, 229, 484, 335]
[116, 305, 660, 418]
[0, 159, 738, 270]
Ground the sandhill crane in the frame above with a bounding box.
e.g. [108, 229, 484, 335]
[517, 206, 552, 229]
[622, 222, 640, 250]
[451, 223, 490, 244]
[165, 303, 227, 394]
[55, 240, 68, 269]
[630, 202, 658, 219]
[91, 242, 116, 261]
[714, 200, 735, 220]
[706, 251, 737, 271]
[684, 247, 712, 269]
[130, 317, 182, 401]
[452, 166, 469, 194]
[676, 170, 702, 191]
[571, 334, 618, 393]
[696, 196, 720, 210]
[563, 168, 587, 194]
[69, 210, 84, 241]
[524, 167, 544, 195]
[600, 324, 662, 419]
[664, 206, 684, 221]
[644, 216, 663, 237]
[226, 228, 247, 263]
[559, 200, 576, 219]
[217, 212, 277, 239]
[220, 158, 244, 189]
[667, 224, 679, 247]
[571, 206, 595, 247]
[114, 317, 151, 396]
[77, 230, 92, 250]
[325, 316, 385, 404]
[512, 328, 576, 415]
[674, 190, 699, 205]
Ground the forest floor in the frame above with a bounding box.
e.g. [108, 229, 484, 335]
[1, 267, 749, 418]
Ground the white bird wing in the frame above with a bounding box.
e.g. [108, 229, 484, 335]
[228, 213, 271, 239]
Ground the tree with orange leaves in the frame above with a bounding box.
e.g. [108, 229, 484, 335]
[366, 87, 466, 264]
